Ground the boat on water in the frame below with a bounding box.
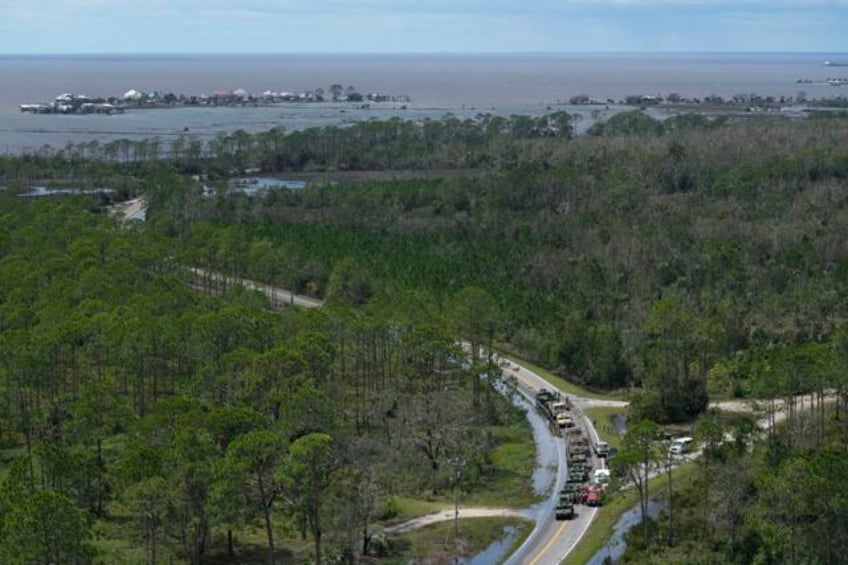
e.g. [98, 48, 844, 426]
[824, 61, 848, 67]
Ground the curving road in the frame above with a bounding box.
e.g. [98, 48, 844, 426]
[497, 356, 607, 565]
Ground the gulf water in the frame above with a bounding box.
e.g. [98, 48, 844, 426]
[0, 52, 844, 152]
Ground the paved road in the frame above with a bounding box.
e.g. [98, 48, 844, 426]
[189, 267, 323, 309]
[496, 355, 608, 565]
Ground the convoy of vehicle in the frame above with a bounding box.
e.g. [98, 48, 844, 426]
[535, 388, 699, 526]
[536, 387, 611, 521]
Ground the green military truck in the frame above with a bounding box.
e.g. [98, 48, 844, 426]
[555, 501, 575, 520]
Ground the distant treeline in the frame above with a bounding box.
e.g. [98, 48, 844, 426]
[0, 109, 732, 181]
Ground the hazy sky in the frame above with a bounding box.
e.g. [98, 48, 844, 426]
[1, 0, 846, 53]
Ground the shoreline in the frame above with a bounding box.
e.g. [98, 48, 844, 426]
[18, 88, 411, 116]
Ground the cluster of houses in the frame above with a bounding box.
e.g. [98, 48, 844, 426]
[796, 77, 848, 87]
[19, 93, 124, 115]
[120, 87, 411, 106]
[21, 86, 411, 115]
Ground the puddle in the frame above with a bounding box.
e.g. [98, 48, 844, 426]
[496, 382, 558, 498]
[230, 177, 307, 195]
[462, 524, 522, 565]
[19, 186, 114, 198]
[586, 498, 666, 564]
[612, 413, 627, 435]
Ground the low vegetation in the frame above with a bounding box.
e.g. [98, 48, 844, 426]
[386, 517, 531, 564]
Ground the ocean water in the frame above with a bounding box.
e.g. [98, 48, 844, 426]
[0, 53, 845, 153]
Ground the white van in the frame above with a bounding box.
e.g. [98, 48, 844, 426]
[669, 437, 694, 456]
[592, 468, 611, 485]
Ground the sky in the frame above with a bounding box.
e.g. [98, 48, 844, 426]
[0, 0, 846, 54]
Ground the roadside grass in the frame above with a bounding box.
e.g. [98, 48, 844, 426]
[391, 419, 541, 518]
[384, 517, 532, 565]
[567, 461, 699, 564]
[465, 423, 540, 508]
[499, 353, 627, 401]
[584, 406, 628, 451]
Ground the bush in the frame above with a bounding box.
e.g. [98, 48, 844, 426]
[378, 495, 401, 521]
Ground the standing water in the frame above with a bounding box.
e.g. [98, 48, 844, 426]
[586, 499, 667, 565]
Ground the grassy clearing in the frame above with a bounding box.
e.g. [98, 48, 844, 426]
[567, 461, 699, 565]
[382, 417, 539, 529]
[499, 352, 627, 401]
[385, 517, 532, 565]
[584, 406, 628, 450]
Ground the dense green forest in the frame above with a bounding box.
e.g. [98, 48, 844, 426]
[0, 194, 530, 563]
[145, 112, 848, 423]
[3, 109, 848, 563]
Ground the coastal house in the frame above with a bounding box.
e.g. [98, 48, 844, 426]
[211, 88, 232, 106]
[123, 89, 143, 102]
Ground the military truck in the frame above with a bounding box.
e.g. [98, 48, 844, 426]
[560, 483, 582, 504]
[555, 502, 575, 520]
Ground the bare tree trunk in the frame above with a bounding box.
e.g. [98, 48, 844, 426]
[258, 473, 276, 565]
[313, 529, 322, 565]
[667, 459, 674, 547]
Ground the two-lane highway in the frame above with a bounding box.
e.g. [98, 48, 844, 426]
[499, 356, 609, 565]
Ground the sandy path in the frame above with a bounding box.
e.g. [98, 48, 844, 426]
[384, 508, 529, 534]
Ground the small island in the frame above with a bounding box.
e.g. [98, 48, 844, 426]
[19, 84, 411, 115]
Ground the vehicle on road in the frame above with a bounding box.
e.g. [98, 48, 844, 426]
[570, 464, 590, 482]
[555, 501, 576, 520]
[583, 484, 605, 507]
[560, 483, 582, 503]
[594, 441, 610, 457]
[669, 436, 694, 456]
[568, 452, 588, 466]
[567, 470, 586, 485]
[592, 468, 611, 486]
[556, 412, 574, 428]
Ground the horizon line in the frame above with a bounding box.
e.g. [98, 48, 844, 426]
[1, 50, 847, 57]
